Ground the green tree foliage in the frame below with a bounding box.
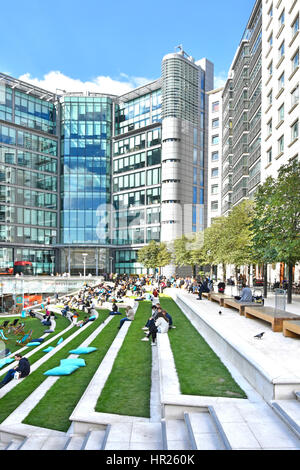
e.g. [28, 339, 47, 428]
[137, 240, 172, 270]
[253, 159, 300, 302]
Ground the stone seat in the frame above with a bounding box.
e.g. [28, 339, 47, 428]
[244, 306, 299, 332]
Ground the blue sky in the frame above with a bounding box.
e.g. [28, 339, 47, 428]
[1, 0, 255, 94]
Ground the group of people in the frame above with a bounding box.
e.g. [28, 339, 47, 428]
[140, 303, 175, 346]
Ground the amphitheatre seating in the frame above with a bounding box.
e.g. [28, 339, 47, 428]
[222, 298, 263, 315]
[244, 306, 299, 332]
[282, 320, 300, 338]
[210, 293, 232, 306]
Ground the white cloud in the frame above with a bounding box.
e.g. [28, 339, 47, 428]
[18, 70, 153, 97]
[214, 71, 227, 89]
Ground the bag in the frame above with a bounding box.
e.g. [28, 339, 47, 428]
[14, 371, 21, 380]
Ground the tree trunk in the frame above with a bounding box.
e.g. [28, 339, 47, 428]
[222, 263, 226, 282]
[192, 265, 196, 278]
[263, 263, 268, 299]
[287, 262, 293, 304]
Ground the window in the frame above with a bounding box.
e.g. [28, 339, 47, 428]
[268, 4, 273, 18]
[291, 120, 299, 141]
[212, 101, 219, 113]
[211, 201, 218, 211]
[278, 72, 284, 90]
[211, 184, 218, 195]
[278, 104, 284, 122]
[278, 40, 285, 58]
[211, 168, 219, 178]
[211, 151, 219, 161]
[291, 85, 299, 107]
[212, 118, 219, 128]
[278, 135, 284, 153]
[268, 33, 273, 49]
[268, 61, 273, 77]
[267, 90, 273, 106]
[292, 15, 299, 36]
[267, 119, 272, 135]
[292, 50, 299, 72]
[212, 135, 219, 145]
[267, 147, 272, 163]
[279, 9, 285, 26]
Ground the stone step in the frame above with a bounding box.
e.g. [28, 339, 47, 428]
[104, 422, 163, 450]
[214, 402, 300, 450]
[270, 400, 300, 439]
[64, 434, 87, 450]
[40, 436, 70, 450]
[5, 440, 24, 450]
[187, 411, 227, 450]
[164, 418, 192, 450]
[82, 430, 106, 450]
[18, 435, 68, 450]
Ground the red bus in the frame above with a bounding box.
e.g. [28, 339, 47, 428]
[0, 261, 33, 276]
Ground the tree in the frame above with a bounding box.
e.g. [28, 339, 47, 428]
[253, 160, 300, 303]
[137, 240, 172, 272]
[173, 235, 196, 275]
[201, 217, 229, 281]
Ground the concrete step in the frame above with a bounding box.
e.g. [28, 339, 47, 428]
[214, 402, 300, 450]
[5, 439, 24, 450]
[64, 434, 87, 450]
[187, 411, 227, 450]
[164, 418, 192, 450]
[18, 434, 68, 450]
[270, 400, 300, 439]
[18, 436, 48, 450]
[104, 422, 162, 450]
[40, 435, 70, 450]
[82, 430, 106, 450]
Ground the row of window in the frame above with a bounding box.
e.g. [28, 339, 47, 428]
[114, 206, 160, 228]
[267, 120, 299, 162]
[114, 128, 161, 156]
[113, 148, 161, 174]
[113, 226, 160, 245]
[0, 165, 57, 192]
[113, 187, 160, 210]
[0, 186, 57, 209]
[0, 124, 57, 156]
[62, 138, 110, 157]
[0, 225, 56, 245]
[0, 145, 57, 174]
[0, 206, 56, 227]
[113, 168, 161, 193]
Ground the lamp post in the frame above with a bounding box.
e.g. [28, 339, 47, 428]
[109, 256, 113, 276]
[51, 255, 55, 276]
[82, 253, 88, 278]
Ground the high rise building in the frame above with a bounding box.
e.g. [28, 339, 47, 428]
[0, 48, 214, 275]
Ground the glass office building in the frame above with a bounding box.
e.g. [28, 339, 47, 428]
[0, 48, 214, 275]
[0, 74, 58, 274]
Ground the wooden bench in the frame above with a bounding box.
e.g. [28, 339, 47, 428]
[282, 320, 300, 338]
[210, 292, 232, 306]
[244, 306, 300, 332]
[222, 298, 263, 315]
[202, 292, 211, 300]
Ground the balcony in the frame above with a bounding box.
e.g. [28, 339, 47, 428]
[232, 143, 249, 166]
[249, 44, 262, 72]
[248, 172, 261, 192]
[248, 118, 261, 145]
[248, 92, 261, 121]
[222, 164, 233, 180]
[249, 14, 262, 50]
[222, 182, 233, 196]
[249, 69, 261, 99]
[232, 187, 247, 205]
[248, 145, 261, 168]
[222, 200, 232, 213]
[232, 121, 249, 148]
[232, 165, 249, 186]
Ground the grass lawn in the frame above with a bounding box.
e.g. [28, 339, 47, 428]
[159, 296, 247, 399]
[0, 310, 110, 424]
[23, 313, 122, 432]
[95, 301, 152, 418]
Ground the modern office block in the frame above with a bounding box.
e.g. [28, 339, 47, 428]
[0, 73, 59, 274]
[0, 48, 214, 275]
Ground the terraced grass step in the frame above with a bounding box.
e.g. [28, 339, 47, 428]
[159, 296, 247, 398]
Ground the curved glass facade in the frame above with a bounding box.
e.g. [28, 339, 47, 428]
[60, 96, 113, 245]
